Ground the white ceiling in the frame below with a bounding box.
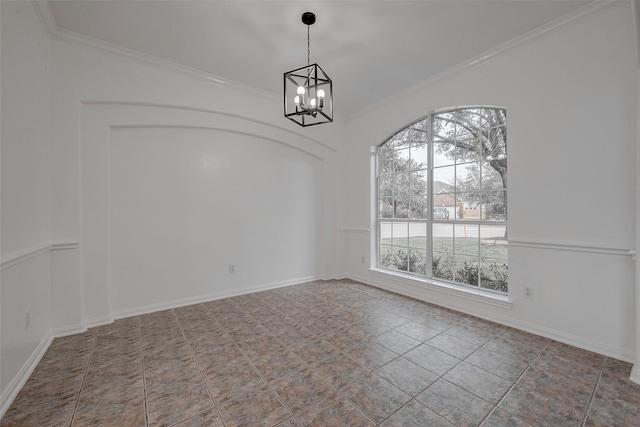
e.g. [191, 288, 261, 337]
[47, 0, 591, 117]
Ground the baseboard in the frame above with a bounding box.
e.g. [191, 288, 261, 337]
[0, 333, 53, 419]
[630, 364, 640, 385]
[51, 323, 87, 338]
[346, 273, 635, 363]
[110, 275, 320, 321]
[83, 315, 114, 329]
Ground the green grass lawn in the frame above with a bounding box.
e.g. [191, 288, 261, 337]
[380, 236, 508, 260]
[379, 236, 508, 292]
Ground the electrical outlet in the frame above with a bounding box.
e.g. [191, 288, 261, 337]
[229, 265, 235, 274]
[524, 287, 534, 300]
[25, 311, 30, 329]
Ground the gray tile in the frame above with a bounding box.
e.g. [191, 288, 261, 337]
[443, 362, 512, 404]
[375, 357, 438, 396]
[341, 340, 398, 370]
[465, 347, 529, 381]
[482, 408, 534, 427]
[498, 384, 584, 426]
[427, 333, 480, 359]
[380, 400, 453, 426]
[373, 330, 421, 354]
[270, 367, 335, 415]
[394, 321, 441, 342]
[5, 281, 636, 427]
[404, 344, 461, 376]
[295, 393, 374, 426]
[417, 379, 493, 426]
[340, 373, 411, 424]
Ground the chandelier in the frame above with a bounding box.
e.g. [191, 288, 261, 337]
[283, 12, 333, 127]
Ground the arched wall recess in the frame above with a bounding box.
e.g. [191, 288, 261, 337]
[79, 101, 337, 325]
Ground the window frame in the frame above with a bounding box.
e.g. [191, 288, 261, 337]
[374, 106, 508, 295]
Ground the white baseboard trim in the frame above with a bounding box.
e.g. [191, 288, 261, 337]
[110, 275, 320, 321]
[346, 273, 635, 363]
[51, 323, 88, 338]
[83, 315, 114, 330]
[0, 333, 53, 419]
[630, 365, 640, 385]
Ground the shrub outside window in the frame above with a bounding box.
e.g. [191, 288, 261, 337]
[376, 107, 508, 293]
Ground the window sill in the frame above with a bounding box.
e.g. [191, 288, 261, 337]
[368, 268, 513, 310]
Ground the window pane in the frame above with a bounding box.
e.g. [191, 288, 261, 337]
[410, 128, 429, 146]
[433, 143, 455, 166]
[481, 161, 504, 191]
[409, 249, 427, 275]
[409, 223, 427, 249]
[454, 255, 479, 286]
[433, 223, 453, 253]
[433, 223, 454, 281]
[411, 144, 428, 170]
[433, 113, 455, 141]
[479, 224, 508, 261]
[455, 163, 478, 191]
[391, 222, 409, 248]
[408, 169, 428, 219]
[389, 129, 412, 148]
[433, 165, 454, 188]
[394, 248, 409, 272]
[480, 260, 508, 293]
[378, 173, 394, 218]
[397, 147, 410, 162]
[379, 245, 394, 269]
[458, 193, 481, 220]
[432, 249, 454, 281]
[455, 140, 481, 164]
[379, 222, 393, 243]
[482, 191, 506, 220]
[412, 119, 429, 133]
[454, 224, 478, 256]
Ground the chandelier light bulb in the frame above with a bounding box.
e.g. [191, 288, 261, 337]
[294, 95, 300, 105]
[297, 86, 306, 95]
[317, 89, 325, 99]
[310, 98, 316, 108]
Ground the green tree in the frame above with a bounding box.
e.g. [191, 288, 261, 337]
[433, 108, 507, 232]
[378, 127, 429, 218]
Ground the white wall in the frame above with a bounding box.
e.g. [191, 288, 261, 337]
[342, 3, 638, 361]
[1, 0, 638, 413]
[48, 21, 342, 329]
[2, 0, 342, 414]
[108, 127, 323, 315]
[1, 0, 53, 412]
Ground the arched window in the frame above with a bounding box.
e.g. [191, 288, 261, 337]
[376, 107, 508, 293]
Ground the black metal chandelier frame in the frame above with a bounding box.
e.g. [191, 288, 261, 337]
[283, 12, 333, 127]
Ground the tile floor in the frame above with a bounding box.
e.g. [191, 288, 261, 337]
[2, 279, 640, 426]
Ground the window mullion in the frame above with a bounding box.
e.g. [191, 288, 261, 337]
[426, 115, 434, 278]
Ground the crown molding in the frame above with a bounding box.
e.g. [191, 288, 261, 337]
[349, 0, 627, 121]
[29, 1, 283, 104]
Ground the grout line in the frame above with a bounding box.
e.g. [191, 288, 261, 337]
[581, 356, 607, 426]
[137, 317, 149, 427]
[173, 308, 228, 426]
[481, 339, 552, 425]
[67, 330, 97, 426]
[8, 281, 636, 426]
